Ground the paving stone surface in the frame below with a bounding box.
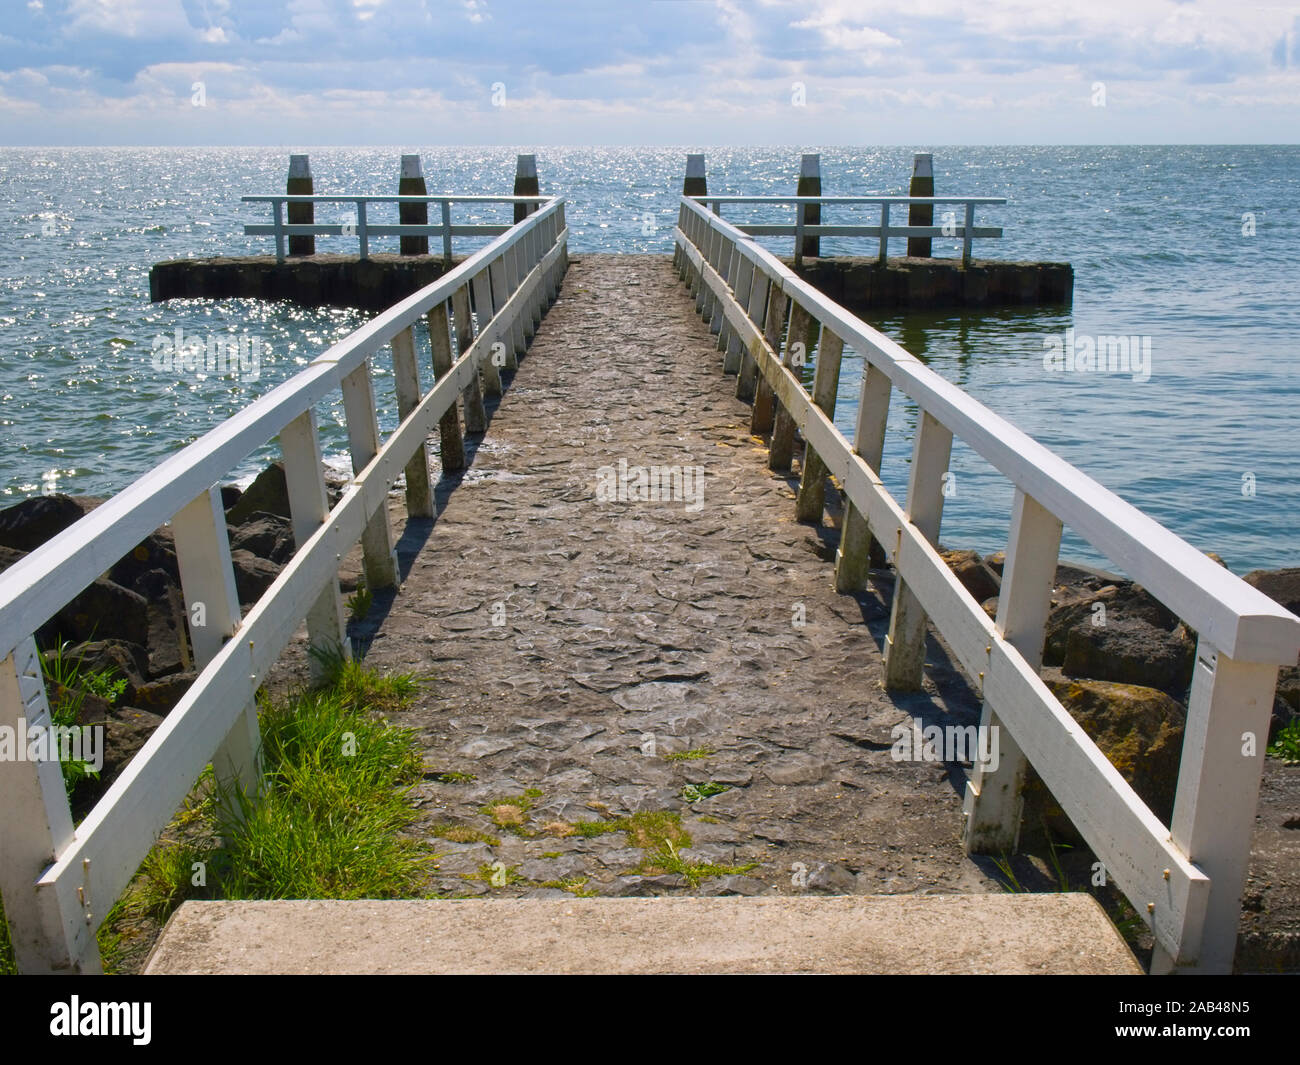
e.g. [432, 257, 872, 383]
[348, 253, 1000, 900]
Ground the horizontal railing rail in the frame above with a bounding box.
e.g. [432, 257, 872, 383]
[673, 193, 1300, 974]
[693, 194, 1006, 266]
[0, 197, 569, 973]
[241, 193, 553, 263]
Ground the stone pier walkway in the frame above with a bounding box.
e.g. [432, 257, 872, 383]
[359, 254, 999, 901]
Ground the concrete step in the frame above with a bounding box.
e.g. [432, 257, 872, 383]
[144, 893, 1141, 975]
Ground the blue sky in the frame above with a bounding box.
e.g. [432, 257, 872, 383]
[1, 0, 1298, 144]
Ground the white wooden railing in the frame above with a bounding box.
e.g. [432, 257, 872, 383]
[697, 195, 1005, 266]
[0, 198, 568, 973]
[242, 194, 551, 262]
[674, 194, 1300, 974]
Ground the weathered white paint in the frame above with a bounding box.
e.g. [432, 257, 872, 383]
[882, 411, 952, 691]
[674, 195, 1299, 971]
[391, 325, 433, 518]
[963, 490, 1061, 854]
[0, 197, 567, 973]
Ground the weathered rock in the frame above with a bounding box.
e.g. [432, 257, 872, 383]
[146, 597, 190, 678]
[107, 529, 178, 594]
[0, 493, 100, 551]
[230, 549, 281, 603]
[1243, 567, 1300, 618]
[41, 576, 150, 650]
[65, 639, 149, 697]
[806, 861, 858, 894]
[1026, 676, 1187, 841]
[941, 549, 1000, 604]
[1272, 666, 1300, 743]
[1044, 583, 1179, 669]
[698, 875, 767, 897]
[230, 512, 296, 564]
[220, 484, 243, 511]
[132, 672, 197, 715]
[225, 462, 291, 524]
[1062, 615, 1196, 699]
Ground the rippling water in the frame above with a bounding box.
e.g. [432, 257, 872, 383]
[1, 146, 1295, 573]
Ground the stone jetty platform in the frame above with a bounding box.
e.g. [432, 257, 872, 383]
[342, 254, 1012, 900]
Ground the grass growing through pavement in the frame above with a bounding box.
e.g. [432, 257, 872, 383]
[83, 656, 432, 972]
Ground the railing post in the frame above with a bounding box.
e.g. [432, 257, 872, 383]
[716, 242, 739, 353]
[504, 243, 527, 358]
[962, 201, 976, 267]
[287, 154, 314, 257]
[441, 200, 453, 264]
[882, 410, 952, 690]
[907, 153, 933, 257]
[749, 282, 788, 434]
[172, 486, 261, 798]
[398, 155, 429, 256]
[1151, 645, 1281, 973]
[472, 270, 502, 397]
[963, 489, 1060, 855]
[357, 200, 369, 260]
[796, 152, 821, 261]
[683, 153, 708, 199]
[737, 272, 771, 404]
[487, 254, 519, 371]
[877, 202, 890, 265]
[280, 409, 351, 679]
[724, 256, 754, 376]
[426, 300, 467, 473]
[272, 200, 285, 264]
[513, 154, 539, 223]
[391, 325, 433, 517]
[452, 285, 487, 434]
[769, 300, 815, 471]
[834, 362, 890, 592]
[341, 359, 399, 589]
[796, 326, 844, 521]
[0, 637, 100, 973]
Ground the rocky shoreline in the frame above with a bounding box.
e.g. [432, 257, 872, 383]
[1, 468, 1296, 836]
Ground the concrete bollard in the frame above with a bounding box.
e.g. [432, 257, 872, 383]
[906, 153, 933, 258]
[287, 154, 314, 257]
[399, 154, 429, 256]
[796, 153, 821, 260]
[513, 154, 539, 223]
[683, 154, 707, 199]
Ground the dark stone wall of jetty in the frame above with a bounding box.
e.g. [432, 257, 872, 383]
[149, 253, 464, 312]
[789, 256, 1073, 311]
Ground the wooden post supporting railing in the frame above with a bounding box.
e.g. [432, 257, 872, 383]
[748, 281, 785, 433]
[963, 489, 1060, 853]
[795, 326, 844, 522]
[0, 638, 97, 972]
[513, 155, 539, 223]
[723, 256, 753, 376]
[427, 300, 467, 473]
[399, 155, 429, 256]
[452, 286, 487, 434]
[834, 363, 890, 592]
[287, 154, 314, 257]
[342, 360, 400, 590]
[770, 300, 816, 471]
[882, 411, 952, 690]
[1153, 647, 1280, 973]
[738, 274, 764, 403]
[472, 269, 503, 396]
[391, 325, 434, 517]
[795, 153, 821, 263]
[280, 408, 351, 679]
[173, 486, 261, 797]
